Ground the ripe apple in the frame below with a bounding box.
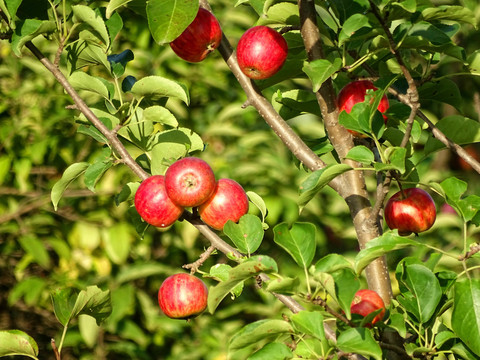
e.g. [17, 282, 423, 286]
[384, 187, 436, 236]
[337, 79, 389, 137]
[134, 175, 184, 228]
[165, 157, 216, 207]
[158, 273, 208, 319]
[236, 25, 288, 80]
[350, 289, 386, 327]
[170, 8, 222, 63]
[198, 178, 249, 230]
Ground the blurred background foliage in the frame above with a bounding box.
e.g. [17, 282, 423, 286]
[1, 0, 480, 359]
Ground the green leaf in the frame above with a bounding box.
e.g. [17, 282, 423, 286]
[84, 157, 113, 192]
[229, 319, 293, 352]
[0, 330, 39, 358]
[345, 146, 375, 164]
[70, 285, 112, 326]
[51, 162, 89, 211]
[332, 268, 361, 318]
[298, 164, 352, 208]
[273, 222, 316, 268]
[396, 263, 442, 323]
[143, 105, 179, 127]
[115, 182, 140, 206]
[3, 0, 22, 26]
[452, 278, 480, 355]
[314, 253, 353, 274]
[115, 262, 171, 284]
[147, 0, 199, 44]
[421, 6, 477, 28]
[105, 13, 124, 51]
[337, 328, 382, 360]
[247, 191, 268, 224]
[248, 342, 293, 360]
[52, 286, 111, 327]
[72, 5, 110, 48]
[256, 2, 299, 26]
[149, 127, 204, 174]
[374, 147, 407, 174]
[103, 223, 132, 265]
[106, 0, 133, 18]
[354, 231, 425, 274]
[418, 79, 462, 111]
[208, 256, 278, 314]
[224, 214, 264, 255]
[265, 277, 300, 295]
[68, 71, 110, 100]
[290, 311, 327, 343]
[272, 89, 322, 119]
[66, 40, 110, 72]
[338, 13, 371, 45]
[302, 58, 342, 92]
[130, 75, 189, 104]
[79, 314, 100, 348]
[18, 235, 50, 268]
[425, 116, 480, 154]
[11, 19, 57, 57]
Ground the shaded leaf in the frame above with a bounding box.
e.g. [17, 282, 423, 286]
[11, 19, 56, 57]
[248, 342, 293, 360]
[72, 5, 110, 48]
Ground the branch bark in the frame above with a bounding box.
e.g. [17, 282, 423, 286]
[297, 0, 393, 304]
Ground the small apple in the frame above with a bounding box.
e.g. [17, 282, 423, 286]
[384, 187, 436, 236]
[337, 80, 389, 137]
[158, 273, 208, 319]
[170, 8, 222, 63]
[134, 175, 184, 228]
[165, 157, 216, 207]
[198, 178, 249, 230]
[236, 25, 288, 80]
[350, 289, 386, 327]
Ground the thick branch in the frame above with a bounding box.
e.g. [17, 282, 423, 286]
[298, 0, 393, 303]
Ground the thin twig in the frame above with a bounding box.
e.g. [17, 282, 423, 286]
[51, 338, 61, 360]
[459, 243, 480, 261]
[183, 245, 216, 274]
[312, 296, 354, 327]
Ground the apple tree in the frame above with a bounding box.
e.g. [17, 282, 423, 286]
[1, 0, 480, 359]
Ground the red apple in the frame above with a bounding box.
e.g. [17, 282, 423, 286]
[170, 8, 222, 63]
[236, 25, 288, 80]
[384, 187, 436, 236]
[350, 289, 386, 327]
[158, 273, 208, 319]
[337, 80, 389, 137]
[165, 157, 216, 207]
[198, 178, 249, 230]
[134, 175, 184, 228]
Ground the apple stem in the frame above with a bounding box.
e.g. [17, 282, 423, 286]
[393, 174, 407, 199]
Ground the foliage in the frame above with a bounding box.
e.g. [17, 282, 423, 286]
[1, 0, 480, 359]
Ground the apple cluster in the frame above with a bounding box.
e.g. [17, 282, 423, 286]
[169, 7, 288, 80]
[134, 157, 249, 230]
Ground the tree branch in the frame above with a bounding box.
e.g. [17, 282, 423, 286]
[297, 0, 393, 304]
